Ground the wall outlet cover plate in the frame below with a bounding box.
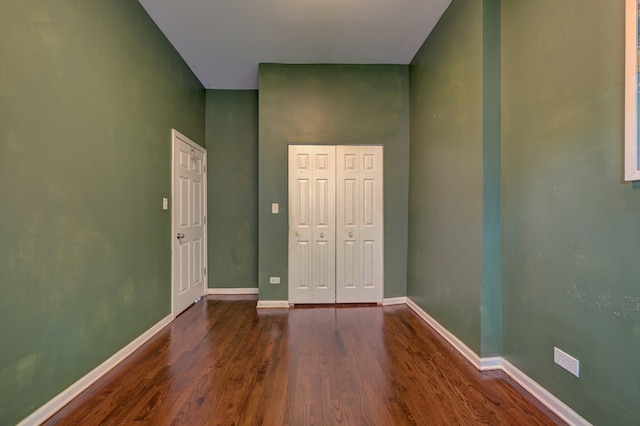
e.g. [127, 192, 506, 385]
[554, 347, 580, 377]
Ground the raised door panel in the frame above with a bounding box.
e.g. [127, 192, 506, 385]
[336, 146, 383, 303]
[288, 146, 336, 303]
[172, 131, 207, 316]
[289, 148, 312, 295]
[289, 145, 382, 304]
[336, 148, 361, 299]
[358, 147, 383, 301]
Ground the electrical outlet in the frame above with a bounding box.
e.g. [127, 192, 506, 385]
[554, 347, 580, 377]
[269, 276, 280, 284]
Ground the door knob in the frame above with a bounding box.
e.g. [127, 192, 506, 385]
[320, 232, 324, 238]
[176, 233, 185, 240]
[349, 232, 353, 237]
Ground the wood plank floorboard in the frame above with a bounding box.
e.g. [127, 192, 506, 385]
[44, 296, 565, 425]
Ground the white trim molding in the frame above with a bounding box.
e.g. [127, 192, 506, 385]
[502, 359, 592, 426]
[256, 300, 290, 309]
[406, 297, 590, 425]
[406, 298, 485, 370]
[18, 314, 173, 426]
[207, 288, 259, 295]
[479, 357, 502, 371]
[382, 297, 407, 306]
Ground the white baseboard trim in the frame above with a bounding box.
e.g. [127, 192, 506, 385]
[406, 297, 483, 369]
[18, 314, 173, 426]
[382, 297, 407, 306]
[256, 300, 290, 309]
[405, 297, 589, 425]
[479, 356, 502, 371]
[501, 359, 591, 426]
[207, 288, 259, 295]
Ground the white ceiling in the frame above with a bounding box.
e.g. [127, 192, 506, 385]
[137, 0, 452, 90]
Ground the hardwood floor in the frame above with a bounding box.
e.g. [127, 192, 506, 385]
[44, 296, 564, 425]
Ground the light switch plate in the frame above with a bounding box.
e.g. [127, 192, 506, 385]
[162, 198, 168, 210]
[272, 203, 279, 214]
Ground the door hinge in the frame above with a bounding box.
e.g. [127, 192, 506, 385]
[204, 165, 207, 173]
[204, 267, 207, 275]
[204, 216, 207, 224]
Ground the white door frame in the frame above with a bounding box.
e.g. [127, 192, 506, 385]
[288, 144, 384, 304]
[171, 129, 208, 318]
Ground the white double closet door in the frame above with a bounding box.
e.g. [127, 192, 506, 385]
[288, 145, 383, 304]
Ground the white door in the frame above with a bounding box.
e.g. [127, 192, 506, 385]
[172, 130, 207, 316]
[288, 145, 336, 304]
[288, 145, 383, 304]
[336, 146, 383, 303]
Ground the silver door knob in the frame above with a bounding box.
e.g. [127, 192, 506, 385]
[320, 232, 324, 238]
[176, 233, 185, 239]
[349, 232, 353, 237]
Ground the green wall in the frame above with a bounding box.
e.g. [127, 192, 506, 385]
[206, 90, 259, 288]
[0, 2, 204, 424]
[258, 64, 410, 301]
[502, 1, 640, 423]
[411, 0, 639, 422]
[407, 0, 485, 354]
[3, 0, 635, 423]
[480, 0, 502, 359]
